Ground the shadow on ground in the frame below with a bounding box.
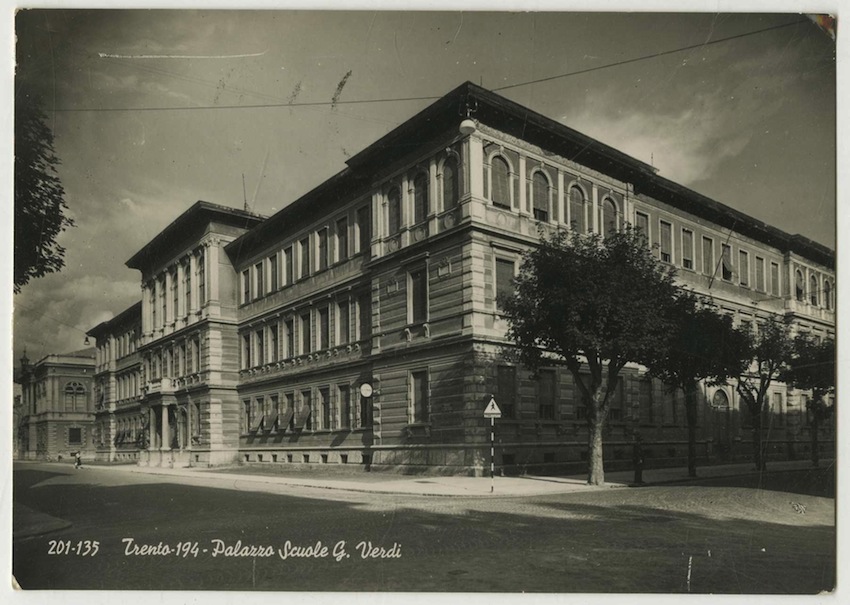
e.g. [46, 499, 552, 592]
[12, 466, 834, 594]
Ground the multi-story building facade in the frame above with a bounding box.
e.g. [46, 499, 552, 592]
[17, 348, 96, 461]
[87, 82, 834, 473]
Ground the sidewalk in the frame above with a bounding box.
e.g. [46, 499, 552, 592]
[19, 457, 828, 498]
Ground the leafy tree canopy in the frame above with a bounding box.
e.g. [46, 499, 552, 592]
[15, 93, 73, 293]
[648, 291, 750, 391]
[784, 334, 835, 400]
[501, 227, 678, 394]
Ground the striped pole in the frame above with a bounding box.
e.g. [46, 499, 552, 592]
[490, 416, 495, 493]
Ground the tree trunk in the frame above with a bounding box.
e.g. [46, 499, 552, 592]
[811, 411, 820, 468]
[587, 416, 605, 486]
[684, 384, 698, 478]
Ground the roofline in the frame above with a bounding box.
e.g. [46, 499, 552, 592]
[87, 301, 142, 339]
[126, 200, 266, 270]
[224, 81, 834, 268]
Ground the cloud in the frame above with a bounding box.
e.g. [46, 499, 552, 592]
[560, 82, 783, 186]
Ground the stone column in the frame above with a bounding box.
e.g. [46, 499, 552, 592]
[591, 184, 599, 233]
[468, 135, 484, 199]
[207, 240, 221, 311]
[557, 170, 565, 226]
[189, 253, 198, 313]
[161, 404, 170, 450]
[517, 155, 527, 215]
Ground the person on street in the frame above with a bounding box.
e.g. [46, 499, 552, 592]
[74, 451, 82, 469]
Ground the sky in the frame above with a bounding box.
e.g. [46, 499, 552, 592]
[11, 7, 837, 366]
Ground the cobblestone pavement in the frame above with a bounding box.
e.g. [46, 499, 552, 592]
[12, 462, 835, 593]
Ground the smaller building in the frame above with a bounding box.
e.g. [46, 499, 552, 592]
[18, 348, 96, 461]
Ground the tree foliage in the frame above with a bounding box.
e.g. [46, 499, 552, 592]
[783, 334, 835, 467]
[15, 93, 73, 293]
[646, 292, 750, 476]
[500, 227, 679, 485]
[735, 315, 794, 471]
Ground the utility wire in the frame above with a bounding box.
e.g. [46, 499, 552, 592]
[494, 18, 808, 92]
[52, 19, 808, 114]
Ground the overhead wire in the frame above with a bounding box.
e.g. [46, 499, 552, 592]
[51, 18, 810, 114]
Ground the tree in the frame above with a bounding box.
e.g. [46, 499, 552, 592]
[15, 93, 74, 293]
[645, 292, 750, 477]
[735, 315, 794, 471]
[500, 227, 678, 485]
[783, 334, 835, 467]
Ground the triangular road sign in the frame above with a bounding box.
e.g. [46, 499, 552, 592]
[483, 396, 502, 418]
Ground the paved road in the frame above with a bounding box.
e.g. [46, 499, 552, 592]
[12, 462, 835, 593]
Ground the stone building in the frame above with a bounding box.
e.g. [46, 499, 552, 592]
[17, 348, 96, 461]
[87, 82, 834, 473]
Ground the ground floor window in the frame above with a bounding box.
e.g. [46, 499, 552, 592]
[68, 427, 82, 445]
[411, 370, 429, 423]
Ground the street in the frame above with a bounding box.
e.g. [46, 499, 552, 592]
[13, 462, 835, 593]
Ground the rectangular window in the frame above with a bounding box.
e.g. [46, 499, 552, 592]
[409, 267, 428, 324]
[69, 427, 82, 445]
[608, 377, 624, 422]
[270, 395, 280, 429]
[269, 254, 279, 292]
[318, 307, 330, 350]
[242, 269, 251, 304]
[336, 217, 349, 263]
[269, 324, 279, 362]
[184, 263, 192, 314]
[337, 385, 351, 430]
[412, 370, 429, 423]
[300, 237, 310, 279]
[253, 396, 265, 430]
[172, 271, 179, 319]
[284, 318, 295, 358]
[337, 301, 350, 345]
[755, 257, 765, 292]
[301, 313, 311, 354]
[537, 370, 556, 420]
[771, 392, 784, 427]
[721, 244, 733, 281]
[242, 399, 252, 433]
[659, 220, 672, 263]
[255, 329, 265, 366]
[302, 390, 313, 431]
[496, 366, 516, 419]
[284, 246, 294, 286]
[634, 211, 650, 240]
[242, 333, 251, 369]
[770, 262, 780, 296]
[192, 338, 200, 373]
[318, 228, 329, 271]
[702, 236, 714, 276]
[739, 250, 749, 287]
[285, 392, 295, 431]
[681, 229, 694, 270]
[360, 394, 373, 428]
[357, 205, 371, 255]
[359, 293, 371, 341]
[197, 251, 206, 307]
[255, 262, 264, 299]
[319, 387, 331, 430]
[160, 278, 167, 324]
[495, 258, 515, 309]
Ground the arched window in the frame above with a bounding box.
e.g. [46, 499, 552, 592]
[413, 173, 429, 224]
[824, 280, 832, 310]
[442, 156, 459, 210]
[491, 156, 511, 209]
[387, 186, 402, 235]
[569, 186, 586, 233]
[64, 382, 86, 412]
[810, 275, 819, 306]
[532, 172, 550, 222]
[712, 390, 729, 409]
[600, 198, 617, 238]
[795, 270, 805, 302]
